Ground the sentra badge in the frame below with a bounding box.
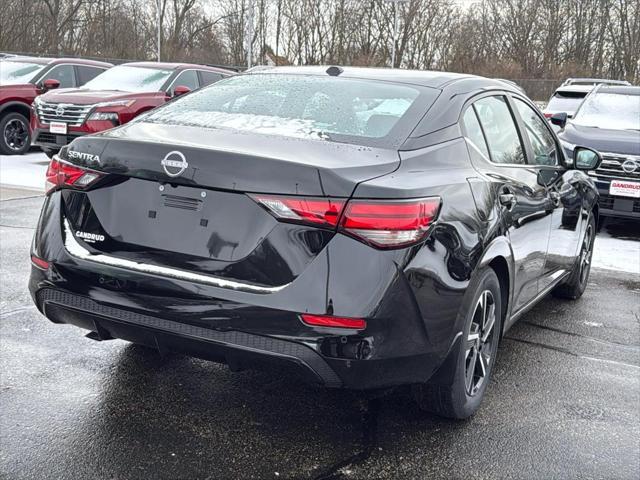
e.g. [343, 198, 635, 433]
[75, 231, 105, 243]
[68, 150, 100, 163]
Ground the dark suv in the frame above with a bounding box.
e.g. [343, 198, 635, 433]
[29, 67, 602, 419]
[554, 85, 640, 222]
[0, 56, 112, 155]
[31, 62, 233, 157]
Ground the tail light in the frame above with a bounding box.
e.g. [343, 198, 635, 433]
[251, 195, 440, 249]
[45, 157, 103, 194]
[340, 198, 440, 248]
[249, 195, 345, 228]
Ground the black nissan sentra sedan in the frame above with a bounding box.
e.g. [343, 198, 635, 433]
[29, 67, 602, 419]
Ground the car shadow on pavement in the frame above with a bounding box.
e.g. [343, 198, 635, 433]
[77, 344, 393, 479]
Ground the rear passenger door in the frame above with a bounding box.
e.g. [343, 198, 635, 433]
[462, 94, 553, 313]
[512, 96, 582, 287]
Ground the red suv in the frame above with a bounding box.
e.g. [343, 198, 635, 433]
[0, 56, 111, 155]
[31, 62, 233, 157]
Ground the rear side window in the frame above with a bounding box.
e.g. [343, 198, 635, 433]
[139, 74, 437, 147]
[76, 66, 105, 85]
[462, 108, 490, 159]
[474, 96, 525, 165]
[199, 71, 224, 86]
[514, 99, 558, 166]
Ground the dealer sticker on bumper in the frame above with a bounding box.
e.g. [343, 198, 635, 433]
[49, 122, 67, 134]
[610, 179, 640, 198]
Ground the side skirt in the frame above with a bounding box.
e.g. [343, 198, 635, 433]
[504, 269, 570, 332]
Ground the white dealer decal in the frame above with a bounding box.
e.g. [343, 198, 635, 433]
[75, 231, 105, 243]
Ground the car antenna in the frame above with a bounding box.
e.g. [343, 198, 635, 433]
[326, 66, 344, 77]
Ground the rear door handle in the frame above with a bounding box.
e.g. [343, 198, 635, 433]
[499, 193, 517, 209]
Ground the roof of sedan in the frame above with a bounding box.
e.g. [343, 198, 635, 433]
[124, 61, 233, 74]
[4, 56, 112, 67]
[245, 65, 511, 90]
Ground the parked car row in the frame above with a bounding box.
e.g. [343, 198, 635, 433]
[544, 79, 639, 223]
[0, 55, 233, 156]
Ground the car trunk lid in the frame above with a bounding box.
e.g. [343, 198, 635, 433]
[60, 124, 400, 289]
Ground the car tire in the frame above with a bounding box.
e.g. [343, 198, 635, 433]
[552, 213, 595, 300]
[41, 148, 59, 159]
[0, 112, 31, 155]
[412, 267, 502, 419]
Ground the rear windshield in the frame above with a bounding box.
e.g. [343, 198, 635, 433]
[573, 92, 640, 131]
[138, 74, 437, 147]
[82, 65, 173, 92]
[546, 91, 587, 113]
[0, 60, 45, 85]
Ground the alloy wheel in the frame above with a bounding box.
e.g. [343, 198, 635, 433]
[3, 118, 29, 152]
[579, 222, 594, 285]
[465, 290, 497, 396]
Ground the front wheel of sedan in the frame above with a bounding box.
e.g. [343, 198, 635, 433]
[413, 268, 502, 419]
[552, 213, 596, 300]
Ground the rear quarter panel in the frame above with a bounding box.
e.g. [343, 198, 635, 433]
[328, 138, 490, 358]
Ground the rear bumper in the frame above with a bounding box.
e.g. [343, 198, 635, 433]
[35, 287, 342, 387]
[30, 278, 445, 390]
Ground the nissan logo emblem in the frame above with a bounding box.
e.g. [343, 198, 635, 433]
[161, 151, 189, 177]
[55, 105, 65, 116]
[621, 159, 639, 174]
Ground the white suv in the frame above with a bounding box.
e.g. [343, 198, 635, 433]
[543, 78, 631, 119]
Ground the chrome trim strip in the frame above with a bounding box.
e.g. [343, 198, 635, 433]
[589, 172, 640, 180]
[62, 219, 288, 294]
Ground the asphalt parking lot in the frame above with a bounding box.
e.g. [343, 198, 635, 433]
[1, 181, 639, 479]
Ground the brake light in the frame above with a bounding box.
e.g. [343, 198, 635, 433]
[250, 194, 346, 228]
[45, 157, 102, 194]
[301, 314, 366, 330]
[339, 198, 440, 248]
[250, 194, 440, 249]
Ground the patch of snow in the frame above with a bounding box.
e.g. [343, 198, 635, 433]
[0, 150, 48, 190]
[592, 230, 640, 275]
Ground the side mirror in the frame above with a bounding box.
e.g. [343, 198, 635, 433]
[41, 78, 61, 91]
[574, 147, 602, 171]
[550, 112, 567, 129]
[172, 85, 191, 97]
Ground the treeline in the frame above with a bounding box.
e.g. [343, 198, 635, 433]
[1, 0, 639, 85]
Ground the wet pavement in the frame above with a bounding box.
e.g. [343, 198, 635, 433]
[1, 190, 639, 480]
